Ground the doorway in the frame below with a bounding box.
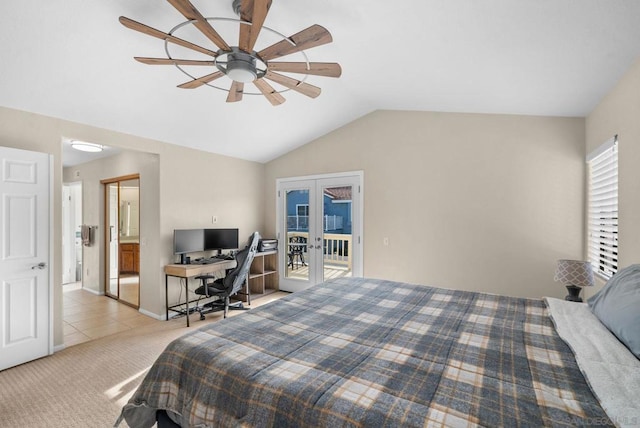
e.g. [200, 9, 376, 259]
[102, 175, 140, 308]
[62, 182, 82, 285]
[277, 172, 363, 292]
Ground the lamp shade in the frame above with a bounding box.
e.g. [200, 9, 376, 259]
[554, 260, 595, 287]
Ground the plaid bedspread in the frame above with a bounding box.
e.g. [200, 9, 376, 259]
[119, 277, 612, 427]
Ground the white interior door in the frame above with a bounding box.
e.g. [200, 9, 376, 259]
[277, 172, 362, 292]
[0, 146, 51, 371]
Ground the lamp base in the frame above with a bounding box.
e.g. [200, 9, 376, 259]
[565, 285, 583, 302]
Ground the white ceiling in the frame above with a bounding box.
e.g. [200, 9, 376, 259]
[2, 0, 640, 164]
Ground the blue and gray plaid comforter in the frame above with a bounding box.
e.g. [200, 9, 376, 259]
[119, 277, 611, 427]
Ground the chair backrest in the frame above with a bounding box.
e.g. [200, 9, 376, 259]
[222, 231, 260, 296]
[289, 235, 306, 252]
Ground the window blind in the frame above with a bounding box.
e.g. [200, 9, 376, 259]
[587, 136, 618, 279]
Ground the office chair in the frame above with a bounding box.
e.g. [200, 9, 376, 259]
[194, 231, 260, 319]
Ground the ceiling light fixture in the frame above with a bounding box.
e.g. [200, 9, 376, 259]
[70, 141, 103, 153]
[217, 48, 261, 83]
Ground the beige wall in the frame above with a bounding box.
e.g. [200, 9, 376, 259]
[1, 106, 265, 349]
[585, 57, 640, 298]
[265, 110, 586, 299]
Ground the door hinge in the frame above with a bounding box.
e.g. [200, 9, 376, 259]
[278, 190, 281, 198]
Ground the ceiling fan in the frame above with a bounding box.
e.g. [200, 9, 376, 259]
[119, 0, 342, 105]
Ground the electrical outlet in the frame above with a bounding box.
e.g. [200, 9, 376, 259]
[212, 216, 218, 223]
[383, 237, 389, 246]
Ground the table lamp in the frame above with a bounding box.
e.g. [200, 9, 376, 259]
[554, 259, 595, 302]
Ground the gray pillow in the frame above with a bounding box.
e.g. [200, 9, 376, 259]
[588, 264, 640, 359]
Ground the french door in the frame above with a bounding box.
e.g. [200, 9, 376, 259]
[277, 172, 362, 292]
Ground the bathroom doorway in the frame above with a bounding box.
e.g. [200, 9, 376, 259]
[102, 174, 140, 308]
[62, 182, 82, 285]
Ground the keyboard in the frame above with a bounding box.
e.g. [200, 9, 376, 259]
[191, 256, 233, 264]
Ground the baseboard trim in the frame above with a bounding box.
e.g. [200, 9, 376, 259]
[82, 287, 104, 296]
[139, 307, 164, 320]
[53, 344, 66, 353]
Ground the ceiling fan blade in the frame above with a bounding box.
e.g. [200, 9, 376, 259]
[177, 71, 225, 89]
[267, 62, 341, 78]
[253, 79, 285, 106]
[227, 82, 244, 102]
[166, 0, 230, 51]
[135, 57, 216, 66]
[119, 16, 217, 57]
[264, 71, 321, 98]
[258, 25, 333, 61]
[248, 0, 269, 51]
[238, 0, 273, 20]
[238, 0, 271, 52]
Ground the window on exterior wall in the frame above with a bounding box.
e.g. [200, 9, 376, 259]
[587, 136, 618, 279]
[297, 204, 309, 217]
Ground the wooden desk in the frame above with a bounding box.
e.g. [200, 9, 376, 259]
[164, 260, 236, 326]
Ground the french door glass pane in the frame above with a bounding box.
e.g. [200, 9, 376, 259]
[285, 188, 309, 281]
[322, 186, 354, 281]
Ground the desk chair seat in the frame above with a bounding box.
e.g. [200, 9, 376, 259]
[193, 232, 260, 319]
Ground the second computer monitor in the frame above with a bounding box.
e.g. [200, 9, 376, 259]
[204, 228, 239, 254]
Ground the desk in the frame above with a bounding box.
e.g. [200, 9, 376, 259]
[164, 260, 236, 327]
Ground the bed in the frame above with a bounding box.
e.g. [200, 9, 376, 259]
[116, 276, 639, 427]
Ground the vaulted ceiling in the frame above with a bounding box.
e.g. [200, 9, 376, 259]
[2, 0, 640, 163]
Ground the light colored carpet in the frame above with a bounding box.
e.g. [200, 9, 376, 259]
[0, 292, 288, 427]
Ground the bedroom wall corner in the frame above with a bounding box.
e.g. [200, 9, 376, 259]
[585, 56, 640, 299]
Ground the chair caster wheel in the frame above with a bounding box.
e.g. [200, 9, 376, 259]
[200, 314, 205, 321]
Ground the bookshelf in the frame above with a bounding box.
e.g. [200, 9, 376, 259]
[244, 250, 279, 301]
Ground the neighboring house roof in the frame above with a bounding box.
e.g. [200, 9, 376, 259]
[325, 187, 352, 201]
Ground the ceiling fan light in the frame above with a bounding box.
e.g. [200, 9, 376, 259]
[227, 67, 256, 83]
[226, 58, 257, 83]
[70, 141, 103, 152]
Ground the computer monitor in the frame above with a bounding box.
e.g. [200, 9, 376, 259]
[173, 229, 204, 264]
[204, 228, 239, 254]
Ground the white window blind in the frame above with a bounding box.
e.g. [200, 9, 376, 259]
[587, 136, 618, 279]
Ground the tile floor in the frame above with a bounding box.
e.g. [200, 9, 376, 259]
[63, 282, 290, 347]
[63, 282, 158, 347]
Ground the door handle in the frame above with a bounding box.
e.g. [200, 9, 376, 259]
[31, 262, 47, 270]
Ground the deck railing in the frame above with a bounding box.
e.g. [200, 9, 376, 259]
[323, 233, 351, 269]
[286, 231, 352, 270]
[287, 215, 343, 231]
